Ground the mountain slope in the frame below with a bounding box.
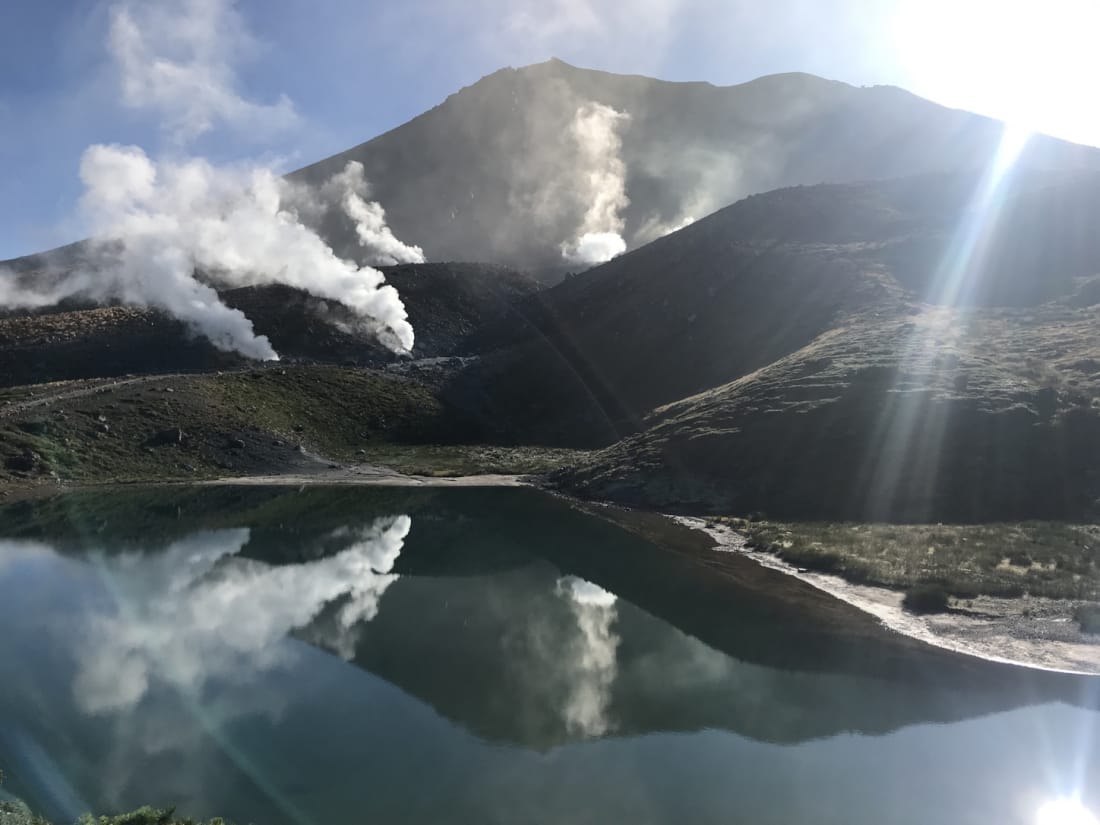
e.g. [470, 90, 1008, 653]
[444, 169, 1100, 448]
[0, 263, 538, 387]
[289, 59, 1100, 272]
[530, 172, 1100, 520]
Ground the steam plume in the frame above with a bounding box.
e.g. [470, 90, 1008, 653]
[0, 148, 419, 358]
[322, 161, 426, 266]
[561, 102, 631, 265]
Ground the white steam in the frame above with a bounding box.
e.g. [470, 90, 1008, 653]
[74, 515, 412, 714]
[322, 161, 426, 266]
[0, 149, 420, 358]
[561, 102, 631, 265]
[556, 575, 620, 737]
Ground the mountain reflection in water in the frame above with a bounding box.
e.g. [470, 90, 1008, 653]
[0, 485, 1097, 825]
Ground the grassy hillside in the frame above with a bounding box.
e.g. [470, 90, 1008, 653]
[555, 302, 1100, 521]
[0, 366, 470, 486]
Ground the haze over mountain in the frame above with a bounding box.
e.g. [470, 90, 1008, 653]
[288, 58, 1100, 273]
[8, 58, 1100, 283]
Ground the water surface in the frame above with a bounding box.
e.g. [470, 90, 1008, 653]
[0, 486, 1097, 824]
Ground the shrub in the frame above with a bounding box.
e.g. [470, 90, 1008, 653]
[903, 583, 950, 614]
[1075, 604, 1100, 634]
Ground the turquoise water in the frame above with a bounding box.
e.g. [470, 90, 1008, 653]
[0, 485, 1097, 825]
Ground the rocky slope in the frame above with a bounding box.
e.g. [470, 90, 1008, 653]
[360, 169, 1100, 522]
[446, 170, 1100, 448]
[0, 263, 538, 387]
[556, 304, 1100, 521]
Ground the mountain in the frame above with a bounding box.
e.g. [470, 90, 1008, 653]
[507, 171, 1100, 520]
[3, 61, 1100, 525]
[289, 58, 1100, 273]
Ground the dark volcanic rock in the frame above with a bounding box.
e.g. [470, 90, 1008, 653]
[6, 450, 42, 474]
[0, 264, 539, 387]
[148, 427, 185, 446]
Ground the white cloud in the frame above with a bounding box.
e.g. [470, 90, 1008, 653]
[108, 0, 299, 144]
[500, 0, 680, 65]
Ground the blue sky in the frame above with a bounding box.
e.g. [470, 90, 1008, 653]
[1, 0, 1097, 260]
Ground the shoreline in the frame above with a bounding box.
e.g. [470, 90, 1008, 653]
[2, 469, 1097, 675]
[675, 516, 1100, 676]
[202, 463, 528, 488]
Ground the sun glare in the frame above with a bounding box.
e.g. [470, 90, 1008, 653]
[1037, 798, 1100, 825]
[891, 0, 1100, 145]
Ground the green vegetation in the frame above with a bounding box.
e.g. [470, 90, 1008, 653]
[1076, 604, 1100, 634]
[360, 444, 585, 476]
[76, 808, 227, 825]
[733, 519, 1100, 602]
[902, 583, 951, 614]
[0, 803, 227, 825]
[0, 367, 591, 488]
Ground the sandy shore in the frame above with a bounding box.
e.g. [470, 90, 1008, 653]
[204, 463, 527, 488]
[676, 516, 1100, 675]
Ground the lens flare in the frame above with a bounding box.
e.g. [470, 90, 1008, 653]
[1037, 798, 1099, 825]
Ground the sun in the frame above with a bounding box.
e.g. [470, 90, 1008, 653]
[890, 0, 1100, 146]
[1036, 798, 1099, 825]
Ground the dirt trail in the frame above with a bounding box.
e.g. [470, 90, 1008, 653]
[0, 374, 181, 418]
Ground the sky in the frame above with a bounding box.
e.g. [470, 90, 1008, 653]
[1, 0, 1098, 260]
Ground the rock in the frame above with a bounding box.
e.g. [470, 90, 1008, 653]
[228, 437, 247, 449]
[182, 463, 195, 472]
[357, 448, 367, 455]
[97, 422, 110, 434]
[293, 423, 305, 432]
[6, 450, 41, 473]
[149, 427, 184, 446]
[18, 420, 49, 436]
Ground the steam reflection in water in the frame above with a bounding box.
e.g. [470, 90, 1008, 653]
[71, 515, 411, 713]
[556, 576, 620, 737]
